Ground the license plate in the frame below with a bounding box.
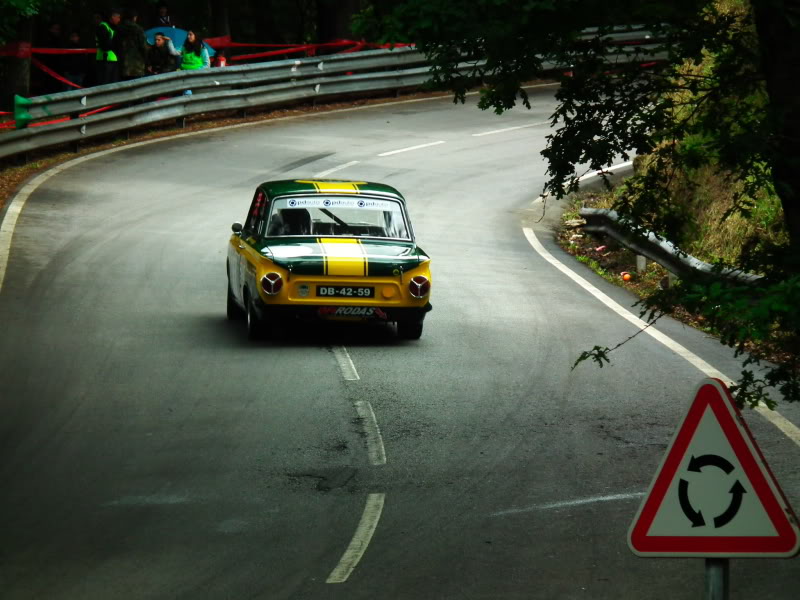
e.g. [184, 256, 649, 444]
[316, 285, 374, 298]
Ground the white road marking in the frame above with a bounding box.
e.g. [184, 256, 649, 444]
[472, 121, 550, 137]
[331, 345, 359, 381]
[354, 400, 387, 466]
[377, 140, 446, 157]
[522, 225, 800, 448]
[326, 492, 385, 583]
[577, 160, 634, 180]
[755, 406, 800, 446]
[313, 161, 360, 178]
[1, 159, 92, 294]
[492, 492, 646, 517]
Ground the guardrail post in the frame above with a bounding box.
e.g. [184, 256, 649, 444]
[635, 254, 647, 273]
[667, 271, 678, 287]
[176, 117, 186, 129]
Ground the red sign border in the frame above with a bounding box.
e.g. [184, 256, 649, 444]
[628, 378, 800, 557]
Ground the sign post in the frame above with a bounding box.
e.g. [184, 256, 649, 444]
[628, 379, 799, 598]
[705, 558, 728, 600]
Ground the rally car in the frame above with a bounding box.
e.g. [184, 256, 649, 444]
[226, 179, 432, 340]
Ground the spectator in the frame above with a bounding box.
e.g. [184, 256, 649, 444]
[116, 9, 147, 80]
[95, 9, 121, 85]
[62, 31, 90, 90]
[153, 3, 176, 29]
[146, 31, 180, 75]
[178, 30, 210, 70]
[39, 23, 65, 93]
[43, 22, 64, 55]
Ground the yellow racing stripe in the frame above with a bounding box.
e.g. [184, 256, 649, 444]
[319, 238, 367, 276]
[295, 180, 365, 194]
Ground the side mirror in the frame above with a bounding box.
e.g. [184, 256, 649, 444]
[231, 222, 243, 233]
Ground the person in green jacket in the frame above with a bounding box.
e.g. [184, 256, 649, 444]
[95, 10, 121, 84]
[179, 30, 209, 70]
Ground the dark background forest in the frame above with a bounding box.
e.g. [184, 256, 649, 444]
[29, 0, 365, 47]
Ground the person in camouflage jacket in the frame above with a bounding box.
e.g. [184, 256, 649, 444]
[116, 9, 148, 79]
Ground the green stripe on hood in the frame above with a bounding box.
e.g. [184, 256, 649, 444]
[260, 238, 429, 276]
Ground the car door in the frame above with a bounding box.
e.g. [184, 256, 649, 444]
[228, 224, 244, 303]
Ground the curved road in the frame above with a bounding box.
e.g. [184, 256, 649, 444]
[2, 85, 799, 599]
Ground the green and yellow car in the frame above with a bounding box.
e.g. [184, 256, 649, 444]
[227, 179, 432, 340]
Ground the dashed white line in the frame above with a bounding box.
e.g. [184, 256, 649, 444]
[331, 345, 359, 381]
[522, 225, 800, 448]
[326, 493, 385, 583]
[492, 492, 646, 517]
[377, 140, 446, 157]
[472, 121, 550, 137]
[313, 160, 360, 178]
[354, 400, 387, 466]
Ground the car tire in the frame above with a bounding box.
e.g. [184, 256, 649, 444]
[397, 320, 423, 340]
[227, 281, 244, 321]
[246, 295, 266, 340]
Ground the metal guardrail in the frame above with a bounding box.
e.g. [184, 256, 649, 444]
[580, 208, 763, 284]
[14, 47, 431, 124]
[1, 29, 662, 162]
[4, 65, 447, 159]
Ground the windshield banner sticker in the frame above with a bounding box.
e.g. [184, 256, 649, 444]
[286, 197, 395, 210]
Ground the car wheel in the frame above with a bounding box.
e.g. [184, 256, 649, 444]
[397, 320, 423, 340]
[246, 295, 266, 340]
[227, 280, 244, 321]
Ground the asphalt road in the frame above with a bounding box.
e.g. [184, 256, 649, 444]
[1, 85, 799, 599]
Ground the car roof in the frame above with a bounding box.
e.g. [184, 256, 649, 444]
[259, 179, 405, 202]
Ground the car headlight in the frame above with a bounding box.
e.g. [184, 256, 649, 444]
[261, 272, 284, 295]
[408, 275, 430, 298]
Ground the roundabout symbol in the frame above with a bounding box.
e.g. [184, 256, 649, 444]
[678, 454, 746, 529]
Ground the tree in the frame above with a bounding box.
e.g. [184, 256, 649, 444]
[0, 0, 65, 109]
[356, 0, 800, 407]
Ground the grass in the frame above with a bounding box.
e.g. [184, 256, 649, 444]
[557, 174, 787, 362]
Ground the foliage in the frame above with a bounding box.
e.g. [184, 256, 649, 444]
[0, 0, 64, 44]
[358, 0, 800, 406]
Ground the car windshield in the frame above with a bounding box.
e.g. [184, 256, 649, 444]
[264, 196, 410, 240]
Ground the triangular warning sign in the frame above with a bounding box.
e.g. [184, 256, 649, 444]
[628, 378, 800, 557]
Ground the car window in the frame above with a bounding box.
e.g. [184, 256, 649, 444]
[244, 190, 268, 234]
[265, 196, 410, 240]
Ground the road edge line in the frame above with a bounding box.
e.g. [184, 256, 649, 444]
[521, 226, 800, 448]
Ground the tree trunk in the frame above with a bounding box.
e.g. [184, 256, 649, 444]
[752, 0, 800, 263]
[0, 18, 32, 111]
